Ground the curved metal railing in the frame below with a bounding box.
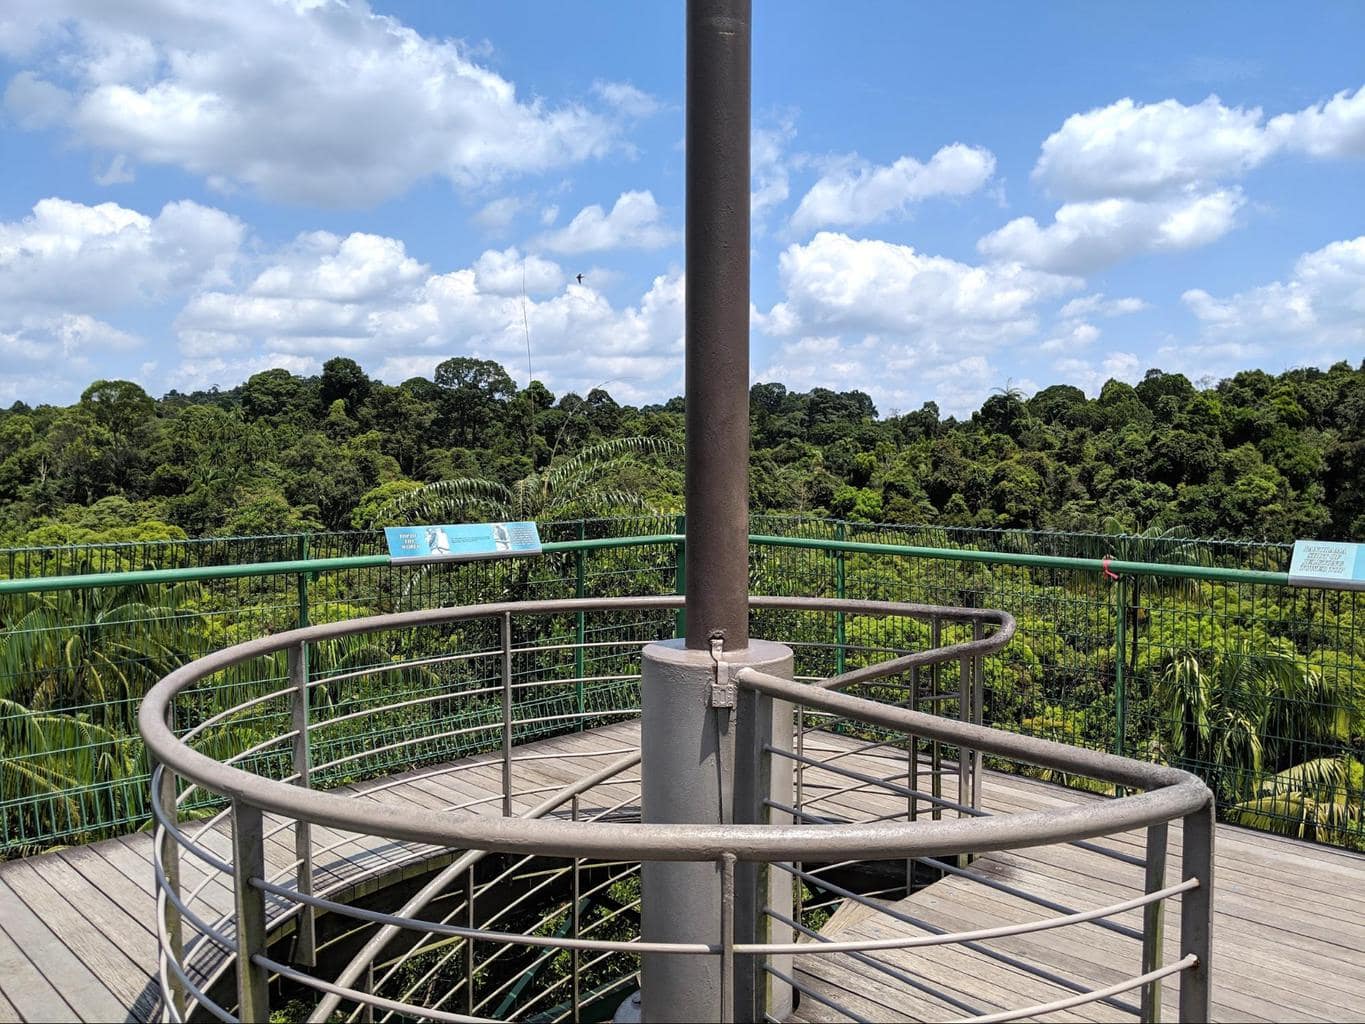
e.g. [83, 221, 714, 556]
[140, 596, 1213, 1023]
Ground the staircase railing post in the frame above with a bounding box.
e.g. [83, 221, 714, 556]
[288, 641, 316, 966]
[501, 611, 513, 817]
[231, 800, 270, 1022]
[1178, 801, 1214, 1021]
[1140, 822, 1168, 1023]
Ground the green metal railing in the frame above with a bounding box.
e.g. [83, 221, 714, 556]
[2, 516, 1361, 858]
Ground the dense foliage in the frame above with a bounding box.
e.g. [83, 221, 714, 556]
[2, 356, 1363, 545]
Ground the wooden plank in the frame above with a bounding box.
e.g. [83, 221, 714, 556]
[0, 878, 125, 1023]
[6, 720, 1365, 1024]
[1, 858, 161, 1021]
[55, 846, 157, 939]
[0, 919, 76, 1024]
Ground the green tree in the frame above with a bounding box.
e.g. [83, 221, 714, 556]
[366, 437, 680, 525]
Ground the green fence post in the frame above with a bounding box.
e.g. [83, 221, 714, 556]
[674, 513, 687, 639]
[296, 534, 311, 629]
[1114, 574, 1128, 761]
[835, 521, 847, 676]
[575, 520, 586, 731]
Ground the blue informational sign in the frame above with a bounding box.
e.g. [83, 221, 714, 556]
[1288, 540, 1365, 591]
[384, 521, 543, 564]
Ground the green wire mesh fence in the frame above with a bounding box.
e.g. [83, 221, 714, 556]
[2, 516, 1360, 858]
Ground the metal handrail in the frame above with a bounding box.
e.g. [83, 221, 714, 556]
[144, 594, 1214, 1022]
[141, 598, 1208, 864]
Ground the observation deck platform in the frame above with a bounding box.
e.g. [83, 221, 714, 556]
[2, 720, 1363, 1023]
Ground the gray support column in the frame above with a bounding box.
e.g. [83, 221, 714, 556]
[640, 639, 792, 1023]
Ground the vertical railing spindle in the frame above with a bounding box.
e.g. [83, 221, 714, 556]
[501, 612, 513, 817]
[1141, 822, 1168, 1023]
[571, 794, 582, 1024]
[720, 852, 737, 1024]
[288, 642, 316, 966]
[1179, 802, 1215, 1021]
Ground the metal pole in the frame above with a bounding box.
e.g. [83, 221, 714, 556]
[684, 0, 751, 652]
[575, 522, 586, 731]
[1178, 802, 1214, 1022]
[465, 866, 476, 1016]
[571, 794, 582, 1024]
[1141, 822, 1168, 1023]
[674, 513, 688, 639]
[288, 643, 317, 967]
[231, 801, 270, 1022]
[501, 612, 513, 817]
[720, 852, 737, 1024]
[835, 521, 847, 674]
[296, 534, 310, 630]
[1115, 575, 1128, 760]
[972, 619, 984, 812]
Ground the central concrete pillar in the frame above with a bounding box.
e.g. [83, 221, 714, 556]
[639, 639, 794, 1022]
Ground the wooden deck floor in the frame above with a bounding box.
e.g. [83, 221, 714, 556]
[790, 737, 1365, 1023]
[1, 721, 1362, 1022]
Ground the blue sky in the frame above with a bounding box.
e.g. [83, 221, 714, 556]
[1, 1, 1362, 416]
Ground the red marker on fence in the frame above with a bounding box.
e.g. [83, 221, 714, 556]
[1102, 554, 1120, 581]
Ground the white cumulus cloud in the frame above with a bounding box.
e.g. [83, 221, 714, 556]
[1058, 293, 1149, 319]
[756, 232, 1078, 416]
[978, 189, 1244, 274]
[534, 191, 678, 254]
[1181, 235, 1365, 358]
[1034, 96, 1274, 200]
[984, 85, 1365, 274]
[0, 196, 243, 311]
[172, 229, 685, 403]
[2, 0, 632, 205]
[790, 143, 995, 233]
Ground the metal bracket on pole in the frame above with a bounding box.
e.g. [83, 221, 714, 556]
[709, 634, 736, 708]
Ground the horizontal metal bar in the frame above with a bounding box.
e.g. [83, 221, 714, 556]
[918, 856, 1144, 942]
[152, 846, 238, 952]
[749, 532, 1290, 586]
[254, 955, 485, 1024]
[739, 667, 1197, 794]
[251, 876, 713, 955]
[946, 954, 1197, 1024]
[141, 597, 1212, 865]
[765, 908, 982, 1017]
[762, 965, 872, 1024]
[739, 878, 1196, 956]
[768, 864, 1142, 1016]
[161, 949, 234, 1024]
[0, 534, 686, 594]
